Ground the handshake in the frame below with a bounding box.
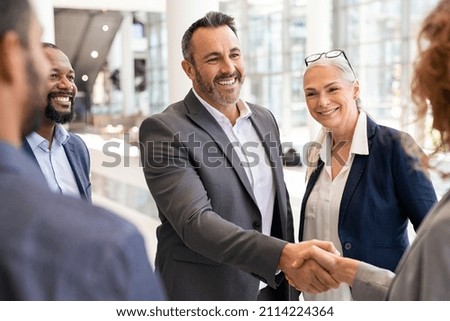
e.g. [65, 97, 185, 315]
[278, 240, 359, 293]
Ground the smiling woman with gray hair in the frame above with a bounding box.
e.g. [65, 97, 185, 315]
[297, 48, 437, 300]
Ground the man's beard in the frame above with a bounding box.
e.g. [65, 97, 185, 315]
[194, 68, 244, 106]
[45, 99, 75, 124]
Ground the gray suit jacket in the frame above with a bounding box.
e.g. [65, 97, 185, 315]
[139, 90, 295, 300]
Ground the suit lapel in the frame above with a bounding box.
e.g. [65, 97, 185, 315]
[299, 160, 324, 240]
[63, 138, 85, 198]
[249, 107, 285, 203]
[184, 91, 258, 205]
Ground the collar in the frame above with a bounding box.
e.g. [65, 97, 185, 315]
[25, 123, 70, 150]
[350, 111, 369, 156]
[53, 124, 70, 145]
[306, 111, 369, 182]
[319, 110, 369, 160]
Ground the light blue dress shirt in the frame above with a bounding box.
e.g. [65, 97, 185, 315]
[25, 124, 80, 198]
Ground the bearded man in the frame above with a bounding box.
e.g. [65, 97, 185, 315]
[24, 43, 91, 201]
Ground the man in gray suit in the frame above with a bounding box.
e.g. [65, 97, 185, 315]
[23, 43, 91, 201]
[0, 0, 165, 300]
[139, 11, 338, 300]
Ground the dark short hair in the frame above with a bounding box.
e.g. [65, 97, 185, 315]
[181, 11, 237, 64]
[0, 0, 32, 47]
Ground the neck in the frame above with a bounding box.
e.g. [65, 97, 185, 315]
[0, 125, 21, 147]
[36, 119, 56, 148]
[331, 112, 359, 145]
[0, 92, 22, 147]
[193, 88, 241, 125]
[220, 104, 240, 125]
[332, 131, 353, 146]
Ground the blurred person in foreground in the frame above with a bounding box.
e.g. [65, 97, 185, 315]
[139, 11, 339, 300]
[292, 0, 450, 300]
[23, 43, 91, 201]
[0, 0, 164, 300]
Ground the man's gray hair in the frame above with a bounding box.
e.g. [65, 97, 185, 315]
[181, 11, 237, 64]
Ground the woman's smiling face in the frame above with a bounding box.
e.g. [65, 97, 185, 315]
[303, 64, 360, 133]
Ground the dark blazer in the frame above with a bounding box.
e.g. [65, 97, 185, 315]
[23, 132, 91, 202]
[139, 90, 295, 300]
[300, 116, 437, 272]
[0, 142, 165, 300]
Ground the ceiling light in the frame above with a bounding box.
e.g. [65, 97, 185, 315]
[82, 75, 89, 82]
[102, 25, 109, 32]
[90, 51, 99, 59]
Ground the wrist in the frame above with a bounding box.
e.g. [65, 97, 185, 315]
[337, 257, 359, 285]
[277, 243, 293, 271]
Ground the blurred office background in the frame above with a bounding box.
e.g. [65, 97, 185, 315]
[32, 0, 448, 263]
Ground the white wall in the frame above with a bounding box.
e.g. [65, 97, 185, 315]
[31, 0, 55, 43]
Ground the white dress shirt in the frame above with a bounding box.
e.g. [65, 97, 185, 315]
[25, 124, 80, 198]
[303, 111, 369, 301]
[193, 90, 276, 289]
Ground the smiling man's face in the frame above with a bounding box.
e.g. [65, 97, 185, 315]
[44, 46, 77, 124]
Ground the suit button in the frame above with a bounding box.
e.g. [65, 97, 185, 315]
[252, 221, 261, 229]
[344, 242, 352, 250]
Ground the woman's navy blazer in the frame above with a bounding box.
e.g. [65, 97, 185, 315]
[300, 116, 437, 272]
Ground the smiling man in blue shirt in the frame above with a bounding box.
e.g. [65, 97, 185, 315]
[23, 43, 91, 201]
